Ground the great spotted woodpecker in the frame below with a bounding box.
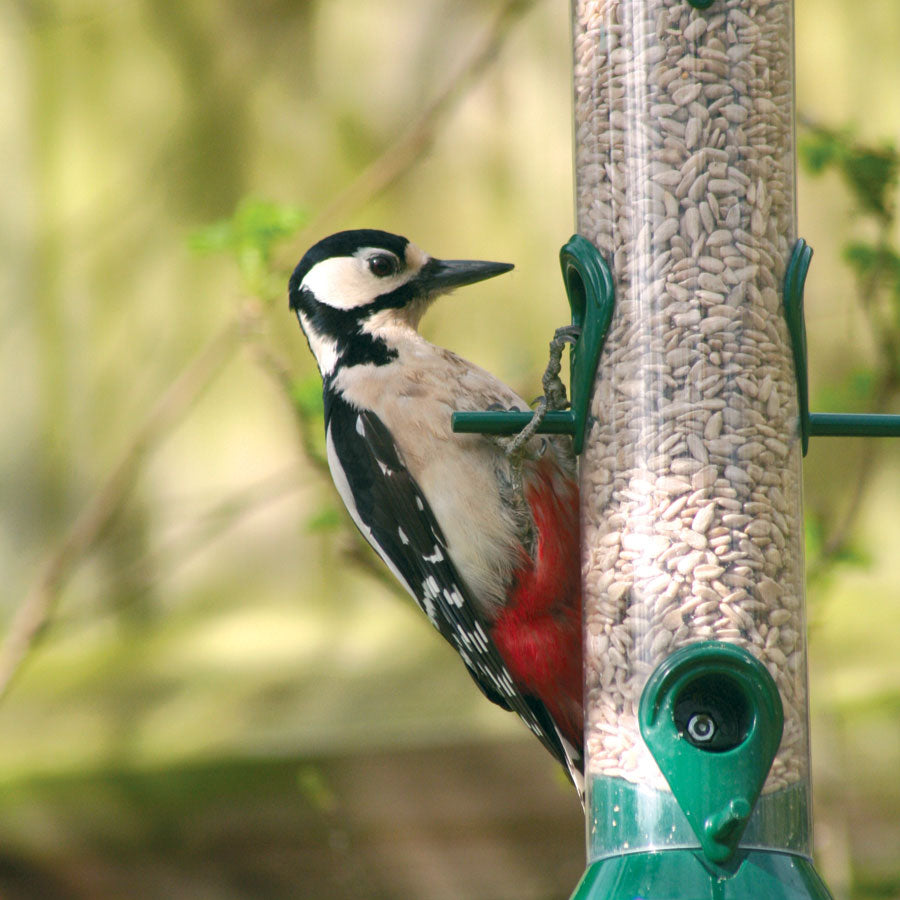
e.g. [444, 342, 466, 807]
[289, 229, 583, 789]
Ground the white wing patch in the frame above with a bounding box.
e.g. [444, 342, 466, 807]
[421, 593, 438, 626]
[443, 587, 464, 608]
[422, 575, 440, 599]
[496, 670, 517, 697]
[471, 621, 490, 652]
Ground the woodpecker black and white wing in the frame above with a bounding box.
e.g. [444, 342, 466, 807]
[323, 390, 575, 774]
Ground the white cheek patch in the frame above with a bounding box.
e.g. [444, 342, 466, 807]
[301, 257, 376, 309]
[302, 250, 420, 311]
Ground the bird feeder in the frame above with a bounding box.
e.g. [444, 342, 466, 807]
[453, 0, 900, 895]
[566, 0, 893, 894]
[567, 0, 828, 894]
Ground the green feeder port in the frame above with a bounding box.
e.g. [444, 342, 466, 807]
[638, 643, 784, 865]
[570, 644, 831, 900]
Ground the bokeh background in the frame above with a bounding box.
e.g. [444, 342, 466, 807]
[2, 0, 899, 897]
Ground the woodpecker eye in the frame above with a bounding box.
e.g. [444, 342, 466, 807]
[368, 254, 399, 278]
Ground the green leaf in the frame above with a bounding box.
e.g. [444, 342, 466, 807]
[295, 765, 337, 812]
[804, 512, 825, 559]
[842, 143, 899, 221]
[799, 130, 841, 175]
[843, 241, 880, 279]
[831, 542, 873, 569]
[799, 124, 898, 221]
[189, 197, 308, 295]
[842, 242, 900, 343]
[188, 220, 235, 254]
[892, 278, 900, 333]
[190, 197, 307, 258]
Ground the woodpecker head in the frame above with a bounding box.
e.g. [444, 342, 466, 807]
[289, 229, 513, 376]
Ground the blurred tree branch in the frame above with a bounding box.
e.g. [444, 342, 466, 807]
[302, 0, 538, 238]
[101, 465, 303, 599]
[0, 317, 244, 699]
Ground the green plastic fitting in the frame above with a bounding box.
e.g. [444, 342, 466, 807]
[637, 643, 783, 864]
[559, 234, 615, 452]
[783, 238, 900, 453]
[571, 849, 833, 899]
[570, 642, 833, 900]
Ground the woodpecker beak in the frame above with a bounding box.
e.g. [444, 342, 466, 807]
[417, 257, 514, 294]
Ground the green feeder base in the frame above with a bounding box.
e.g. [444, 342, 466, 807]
[570, 849, 833, 900]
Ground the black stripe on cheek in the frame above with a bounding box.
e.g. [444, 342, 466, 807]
[292, 287, 398, 369]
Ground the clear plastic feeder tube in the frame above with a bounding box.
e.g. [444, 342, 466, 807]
[572, 0, 811, 860]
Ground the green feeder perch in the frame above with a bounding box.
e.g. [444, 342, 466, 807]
[783, 238, 900, 453]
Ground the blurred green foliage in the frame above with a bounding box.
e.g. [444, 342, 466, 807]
[2, 0, 900, 898]
[797, 122, 900, 900]
[800, 126, 898, 222]
[800, 127, 900, 603]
